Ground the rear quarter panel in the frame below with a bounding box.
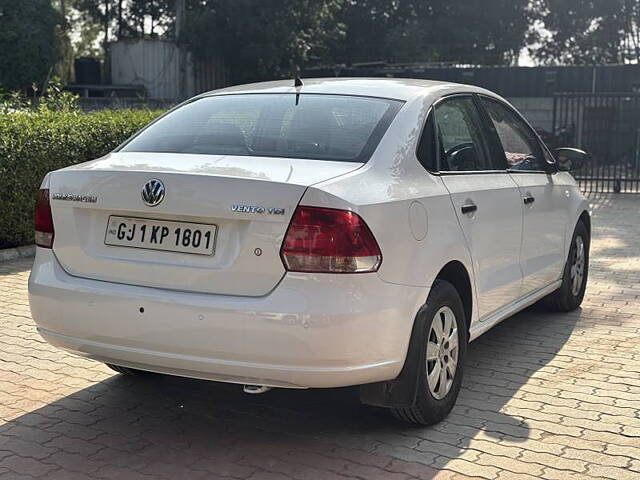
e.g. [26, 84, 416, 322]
[302, 89, 477, 323]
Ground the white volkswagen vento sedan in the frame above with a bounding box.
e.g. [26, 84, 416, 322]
[29, 78, 590, 425]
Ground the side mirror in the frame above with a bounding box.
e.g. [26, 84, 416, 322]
[555, 148, 588, 172]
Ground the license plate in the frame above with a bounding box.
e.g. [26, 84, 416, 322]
[104, 216, 217, 256]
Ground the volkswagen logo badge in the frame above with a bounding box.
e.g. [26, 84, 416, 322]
[141, 179, 165, 207]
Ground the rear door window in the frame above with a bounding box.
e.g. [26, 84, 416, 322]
[121, 94, 403, 163]
[434, 96, 496, 172]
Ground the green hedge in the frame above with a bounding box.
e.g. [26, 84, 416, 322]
[0, 109, 163, 248]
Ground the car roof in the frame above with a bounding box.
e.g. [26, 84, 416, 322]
[200, 77, 491, 102]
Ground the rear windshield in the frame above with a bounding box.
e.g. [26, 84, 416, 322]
[121, 93, 403, 162]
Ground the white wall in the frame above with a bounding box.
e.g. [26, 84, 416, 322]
[110, 40, 225, 101]
[508, 97, 555, 132]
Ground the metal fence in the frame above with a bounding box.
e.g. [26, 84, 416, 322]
[553, 93, 640, 193]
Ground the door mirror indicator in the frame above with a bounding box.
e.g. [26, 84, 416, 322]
[555, 148, 589, 172]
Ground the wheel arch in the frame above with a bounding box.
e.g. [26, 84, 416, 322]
[564, 209, 591, 258]
[433, 260, 473, 337]
[578, 210, 591, 237]
[360, 259, 474, 409]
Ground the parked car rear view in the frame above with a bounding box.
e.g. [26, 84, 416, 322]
[29, 78, 590, 425]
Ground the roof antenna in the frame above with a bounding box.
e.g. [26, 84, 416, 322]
[292, 64, 303, 105]
[293, 64, 303, 87]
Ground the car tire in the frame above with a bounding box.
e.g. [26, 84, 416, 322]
[106, 363, 148, 376]
[542, 220, 589, 312]
[391, 280, 467, 425]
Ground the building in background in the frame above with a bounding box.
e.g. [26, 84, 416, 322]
[305, 63, 640, 193]
[306, 63, 640, 133]
[66, 39, 226, 110]
[110, 39, 226, 101]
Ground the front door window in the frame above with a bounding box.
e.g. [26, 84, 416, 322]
[480, 97, 548, 172]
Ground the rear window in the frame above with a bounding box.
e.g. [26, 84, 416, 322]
[121, 94, 403, 163]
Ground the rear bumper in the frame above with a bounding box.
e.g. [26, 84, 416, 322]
[28, 248, 425, 388]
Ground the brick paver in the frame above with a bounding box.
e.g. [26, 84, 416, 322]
[1, 193, 639, 479]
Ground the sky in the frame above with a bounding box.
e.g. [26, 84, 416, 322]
[519, 47, 536, 67]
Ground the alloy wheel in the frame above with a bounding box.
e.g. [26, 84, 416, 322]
[570, 236, 585, 296]
[426, 306, 459, 400]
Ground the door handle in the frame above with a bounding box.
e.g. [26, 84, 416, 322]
[461, 203, 478, 214]
[523, 195, 535, 205]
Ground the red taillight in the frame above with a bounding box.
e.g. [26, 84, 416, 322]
[280, 206, 382, 273]
[35, 189, 54, 248]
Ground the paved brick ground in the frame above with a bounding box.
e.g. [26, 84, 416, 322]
[1, 193, 639, 480]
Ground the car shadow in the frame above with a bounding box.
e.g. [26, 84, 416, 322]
[0, 303, 580, 478]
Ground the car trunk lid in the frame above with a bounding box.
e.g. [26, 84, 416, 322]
[49, 152, 362, 296]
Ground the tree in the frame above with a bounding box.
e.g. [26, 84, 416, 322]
[71, 12, 104, 58]
[321, 0, 530, 66]
[426, 0, 531, 65]
[182, 0, 344, 85]
[74, 0, 175, 44]
[0, 0, 62, 90]
[530, 0, 640, 65]
[126, 0, 175, 37]
[324, 0, 407, 65]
